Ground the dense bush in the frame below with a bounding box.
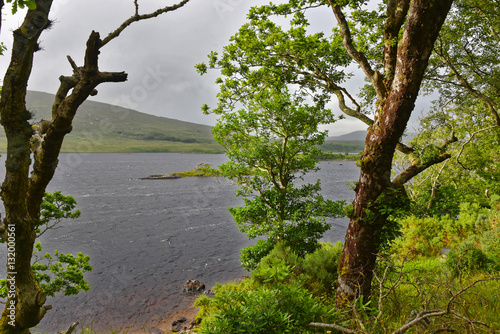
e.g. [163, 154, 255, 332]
[194, 282, 336, 334]
[391, 196, 500, 264]
[251, 242, 343, 296]
[194, 242, 343, 333]
[445, 237, 495, 277]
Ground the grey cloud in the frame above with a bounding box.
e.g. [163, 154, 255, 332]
[0, 0, 376, 135]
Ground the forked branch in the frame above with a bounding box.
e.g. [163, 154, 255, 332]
[101, 0, 191, 47]
[327, 1, 386, 98]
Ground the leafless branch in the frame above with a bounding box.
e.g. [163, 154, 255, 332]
[309, 322, 362, 333]
[456, 125, 499, 169]
[134, 0, 139, 16]
[101, 0, 191, 47]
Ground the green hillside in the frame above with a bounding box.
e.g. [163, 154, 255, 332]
[319, 130, 366, 153]
[0, 91, 223, 153]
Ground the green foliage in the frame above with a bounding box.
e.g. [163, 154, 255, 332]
[239, 239, 276, 272]
[0, 192, 92, 298]
[391, 196, 500, 279]
[196, 0, 388, 117]
[31, 242, 92, 297]
[251, 242, 343, 297]
[403, 0, 500, 216]
[37, 191, 81, 236]
[213, 84, 345, 270]
[299, 241, 343, 296]
[444, 237, 496, 277]
[195, 282, 335, 334]
[194, 244, 341, 334]
[6, 0, 36, 14]
[370, 256, 500, 332]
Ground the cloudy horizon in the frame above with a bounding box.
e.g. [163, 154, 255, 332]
[0, 0, 426, 137]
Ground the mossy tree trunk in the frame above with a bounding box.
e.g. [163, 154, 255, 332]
[0, 1, 192, 331]
[334, 0, 454, 305]
[0, 1, 127, 332]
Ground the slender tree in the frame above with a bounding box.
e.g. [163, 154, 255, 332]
[0, 1, 191, 332]
[198, 0, 455, 305]
[213, 84, 344, 270]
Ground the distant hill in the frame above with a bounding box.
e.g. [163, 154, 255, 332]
[320, 130, 366, 153]
[321, 129, 416, 153]
[0, 91, 223, 153]
[326, 130, 367, 141]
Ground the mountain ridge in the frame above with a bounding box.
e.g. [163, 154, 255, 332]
[0, 91, 373, 153]
[0, 91, 223, 153]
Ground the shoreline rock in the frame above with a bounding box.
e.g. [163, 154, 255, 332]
[138, 174, 181, 180]
[183, 279, 205, 294]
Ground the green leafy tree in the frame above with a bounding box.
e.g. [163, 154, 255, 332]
[0, 1, 191, 332]
[213, 85, 345, 270]
[398, 0, 500, 215]
[198, 0, 455, 304]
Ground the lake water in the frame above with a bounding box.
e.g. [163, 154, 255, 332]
[0, 153, 359, 332]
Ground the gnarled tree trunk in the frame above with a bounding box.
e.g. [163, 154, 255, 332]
[335, 0, 454, 305]
[0, 0, 191, 330]
[0, 2, 127, 332]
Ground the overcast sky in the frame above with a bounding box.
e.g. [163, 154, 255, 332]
[0, 0, 426, 136]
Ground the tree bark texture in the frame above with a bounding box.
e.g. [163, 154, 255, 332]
[335, 0, 454, 305]
[0, 1, 127, 332]
[0, 2, 54, 332]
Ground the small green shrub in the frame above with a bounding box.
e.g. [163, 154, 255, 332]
[300, 241, 343, 296]
[391, 196, 500, 259]
[445, 237, 494, 277]
[251, 241, 343, 297]
[240, 239, 276, 271]
[194, 282, 337, 334]
[251, 242, 300, 285]
[480, 226, 500, 264]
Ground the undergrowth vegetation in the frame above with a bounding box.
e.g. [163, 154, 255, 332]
[192, 197, 500, 333]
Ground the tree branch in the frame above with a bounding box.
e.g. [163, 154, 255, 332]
[309, 322, 361, 333]
[101, 0, 191, 47]
[456, 125, 499, 170]
[27, 31, 128, 217]
[328, 2, 386, 98]
[437, 50, 500, 126]
[383, 0, 411, 87]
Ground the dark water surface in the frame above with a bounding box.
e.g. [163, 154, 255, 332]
[0, 153, 359, 332]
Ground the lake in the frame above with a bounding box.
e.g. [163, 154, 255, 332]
[0, 153, 359, 332]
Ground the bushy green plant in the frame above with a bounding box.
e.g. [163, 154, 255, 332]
[300, 241, 343, 296]
[251, 242, 300, 285]
[194, 281, 336, 334]
[480, 226, 500, 263]
[391, 196, 500, 259]
[445, 237, 496, 277]
[251, 242, 343, 297]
